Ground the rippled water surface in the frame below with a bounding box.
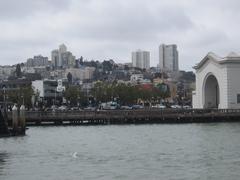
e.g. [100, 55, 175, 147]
[1, 123, 240, 180]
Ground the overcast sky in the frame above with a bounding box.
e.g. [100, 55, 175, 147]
[0, 0, 240, 70]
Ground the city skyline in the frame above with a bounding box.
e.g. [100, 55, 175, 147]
[1, 0, 240, 70]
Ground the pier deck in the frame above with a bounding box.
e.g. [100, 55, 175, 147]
[7, 109, 240, 126]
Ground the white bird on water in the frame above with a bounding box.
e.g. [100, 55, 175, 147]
[72, 152, 78, 158]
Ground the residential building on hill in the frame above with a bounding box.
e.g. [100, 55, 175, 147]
[51, 44, 76, 69]
[26, 55, 49, 67]
[132, 50, 150, 69]
[65, 67, 95, 81]
[0, 66, 15, 80]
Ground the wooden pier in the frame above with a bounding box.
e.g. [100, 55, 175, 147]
[6, 109, 240, 126]
[0, 105, 26, 137]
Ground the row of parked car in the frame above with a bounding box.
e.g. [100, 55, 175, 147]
[151, 104, 192, 109]
[40, 103, 191, 112]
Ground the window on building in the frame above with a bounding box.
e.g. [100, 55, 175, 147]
[237, 94, 240, 104]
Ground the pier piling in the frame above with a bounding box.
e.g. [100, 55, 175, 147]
[20, 105, 26, 134]
[12, 104, 18, 133]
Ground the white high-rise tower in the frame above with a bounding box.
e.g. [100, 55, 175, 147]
[132, 50, 150, 69]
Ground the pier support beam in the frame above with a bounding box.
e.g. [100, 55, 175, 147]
[12, 104, 18, 133]
[20, 105, 26, 134]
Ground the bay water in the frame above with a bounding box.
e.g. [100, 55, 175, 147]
[1, 123, 240, 180]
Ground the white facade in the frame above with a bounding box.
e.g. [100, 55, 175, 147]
[32, 80, 44, 97]
[65, 67, 95, 81]
[130, 74, 151, 84]
[132, 50, 150, 69]
[193, 52, 240, 109]
[159, 44, 178, 72]
[130, 74, 144, 82]
[0, 66, 15, 80]
[22, 67, 35, 74]
[32, 79, 66, 98]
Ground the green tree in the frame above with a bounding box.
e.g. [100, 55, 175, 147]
[15, 64, 22, 78]
[67, 72, 73, 84]
[7, 85, 34, 109]
[91, 81, 109, 103]
[102, 60, 113, 72]
[154, 83, 171, 102]
[63, 86, 80, 106]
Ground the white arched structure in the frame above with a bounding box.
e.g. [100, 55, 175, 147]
[203, 73, 219, 108]
[193, 52, 240, 109]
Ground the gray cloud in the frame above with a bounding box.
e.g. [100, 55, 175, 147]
[64, 1, 193, 42]
[0, 0, 240, 70]
[0, 0, 70, 19]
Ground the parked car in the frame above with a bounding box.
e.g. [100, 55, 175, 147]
[183, 105, 192, 109]
[152, 104, 166, 109]
[132, 105, 144, 109]
[120, 106, 132, 110]
[70, 107, 80, 111]
[58, 105, 68, 111]
[84, 106, 96, 111]
[51, 105, 57, 111]
[100, 102, 119, 110]
[170, 105, 182, 109]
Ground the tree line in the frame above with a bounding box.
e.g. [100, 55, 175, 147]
[0, 81, 170, 109]
[65, 81, 170, 106]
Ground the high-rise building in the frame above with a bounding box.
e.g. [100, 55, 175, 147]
[51, 50, 59, 67]
[58, 44, 67, 67]
[132, 50, 150, 69]
[159, 44, 178, 72]
[51, 44, 76, 68]
[26, 55, 49, 67]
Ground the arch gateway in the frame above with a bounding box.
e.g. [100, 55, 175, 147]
[192, 52, 240, 109]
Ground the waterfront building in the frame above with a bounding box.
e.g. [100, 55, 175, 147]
[193, 52, 240, 109]
[132, 50, 150, 69]
[159, 44, 178, 72]
[32, 79, 68, 105]
[0, 79, 32, 95]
